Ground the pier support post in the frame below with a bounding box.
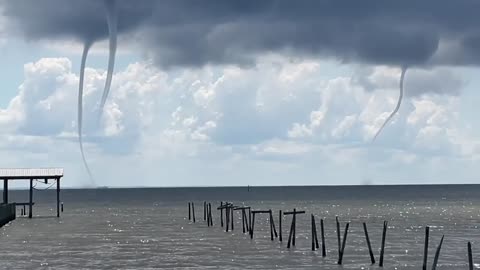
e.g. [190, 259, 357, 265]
[56, 177, 60, 218]
[188, 202, 191, 220]
[28, 179, 33, 219]
[3, 179, 8, 204]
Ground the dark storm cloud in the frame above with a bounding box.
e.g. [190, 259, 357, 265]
[3, 0, 480, 67]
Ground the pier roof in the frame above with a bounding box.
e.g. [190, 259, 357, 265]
[0, 168, 63, 180]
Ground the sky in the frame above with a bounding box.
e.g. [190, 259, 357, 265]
[1, 1, 480, 187]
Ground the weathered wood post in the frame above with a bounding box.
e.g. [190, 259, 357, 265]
[29, 179, 33, 219]
[338, 222, 350, 265]
[363, 222, 375, 264]
[56, 177, 61, 217]
[279, 210, 283, 242]
[321, 219, 326, 257]
[468, 242, 473, 270]
[61, 202, 64, 213]
[431, 235, 444, 270]
[423, 226, 430, 270]
[379, 221, 388, 267]
[269, 211, 274, 241]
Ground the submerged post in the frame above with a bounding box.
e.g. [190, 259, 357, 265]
[423, 226, 430, 270]
[270, 210, 278, 239]
[28, 179, 33, 219]
[321, 219, 326, 257]
[468, 242, 473, 270]
[56, 178, 60, 217]
[379, 221, 388, 267]
[188, 202, 191, 220]
[61, 202, 64, 212]
[363, 222, 375, 264]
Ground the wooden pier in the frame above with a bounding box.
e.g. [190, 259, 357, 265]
[0, 168, 64, 220]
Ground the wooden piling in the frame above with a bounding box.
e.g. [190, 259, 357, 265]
[468, 242, 473, 270]
[363, 222, 375, 264]
[321, 219, 326, 257]
[338, 222, 350, 265]
[379, 221, 388, 267]
[279, 210, 282, 242]
[61, 202, 64, 212]
[431, 235, 444, 270]
[188, 202, 191, 220]
[192, 202, 196, 223]
[423, 226, 430, 270]
[220, 202, 224, 227]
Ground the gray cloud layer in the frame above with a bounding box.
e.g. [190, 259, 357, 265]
[3, 0, 480, 67]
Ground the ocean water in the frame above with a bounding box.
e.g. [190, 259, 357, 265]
[0, 185, 480, 269]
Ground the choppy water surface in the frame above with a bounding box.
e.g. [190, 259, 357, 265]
[1, 185, 480, 269]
